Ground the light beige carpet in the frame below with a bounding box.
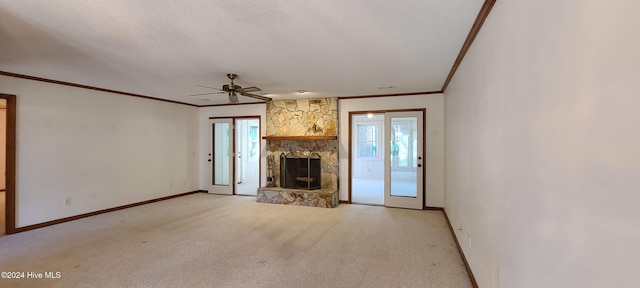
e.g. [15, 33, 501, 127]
[0, 193, 471, 288]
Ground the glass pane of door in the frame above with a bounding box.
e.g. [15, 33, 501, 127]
[390, 117, 417, 197]
[213, 122, 230, 185]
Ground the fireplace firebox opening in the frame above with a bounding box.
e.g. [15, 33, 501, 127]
[280, 152, 321, 190]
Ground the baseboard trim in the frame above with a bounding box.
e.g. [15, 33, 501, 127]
[12, 190, 206, 234]
[443, 210, 479, 288]
[424, 206, 444, 211]
[339, 200, 350, 204]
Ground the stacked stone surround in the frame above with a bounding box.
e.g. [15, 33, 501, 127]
[267, 140, 338, 190]
[266, 98, 338, 137]
[265, 98, 339, 191]
[262, 98, 339, 208]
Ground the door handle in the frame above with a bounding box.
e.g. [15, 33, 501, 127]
[417, 164, 422, 167]
[207, 159, 212, 162]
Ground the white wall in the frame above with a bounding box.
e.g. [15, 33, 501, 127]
[198, 104, 267, 190]
[0, 75, 199, 228]
[339, 94, 445, 206]
[444, 1, 640, 287]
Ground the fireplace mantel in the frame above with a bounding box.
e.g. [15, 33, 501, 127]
[262, 135, 337, 141]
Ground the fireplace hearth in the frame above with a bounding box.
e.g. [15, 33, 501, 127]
[280, 152, 321, 190]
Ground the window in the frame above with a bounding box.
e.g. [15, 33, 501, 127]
[249, 125, 259, 158]
[357, 124, 379, 158]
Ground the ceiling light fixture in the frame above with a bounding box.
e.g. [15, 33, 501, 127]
[378, 85, 396, 90]
[297, 90, 306, 94]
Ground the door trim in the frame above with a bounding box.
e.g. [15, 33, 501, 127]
[0, 94, 16, 234]
[348, 109, 426, 208]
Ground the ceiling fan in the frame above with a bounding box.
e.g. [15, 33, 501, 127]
[190, 73, 272, 103]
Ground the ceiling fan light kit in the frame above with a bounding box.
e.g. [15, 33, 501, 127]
[229, 91, 239, 103]
[190, 73, 272, 104]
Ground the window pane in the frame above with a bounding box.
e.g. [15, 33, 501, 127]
[357, 124, 378, 158]
[213, 123, 230, 185]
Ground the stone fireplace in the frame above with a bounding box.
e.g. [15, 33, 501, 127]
[257, 98, 339, 208]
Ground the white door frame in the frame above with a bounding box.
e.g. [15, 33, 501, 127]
[384, 111, 424, 209]
[208, 118, 234, 195]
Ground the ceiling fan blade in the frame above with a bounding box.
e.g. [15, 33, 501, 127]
[189, 92, 226, 96]
[195, 84, 224, 91]
[240, 92, 272, 101]
[229, 92, 239, 103]
[241, 86, 262, 93]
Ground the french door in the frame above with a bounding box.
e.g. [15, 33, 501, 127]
[350, 110, 424, 209]
[384, 111, 423, 209]
[208, 118, 234, 194]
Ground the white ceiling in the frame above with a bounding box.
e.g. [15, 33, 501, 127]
[0, 0, 484, 106]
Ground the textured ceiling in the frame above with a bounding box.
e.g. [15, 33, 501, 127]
[0, 0, 484, 106]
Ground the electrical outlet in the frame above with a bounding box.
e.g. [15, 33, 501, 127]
[64, 197, 71, 206]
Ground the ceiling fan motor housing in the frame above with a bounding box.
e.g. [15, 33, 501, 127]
[222, 84, 242, 92]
